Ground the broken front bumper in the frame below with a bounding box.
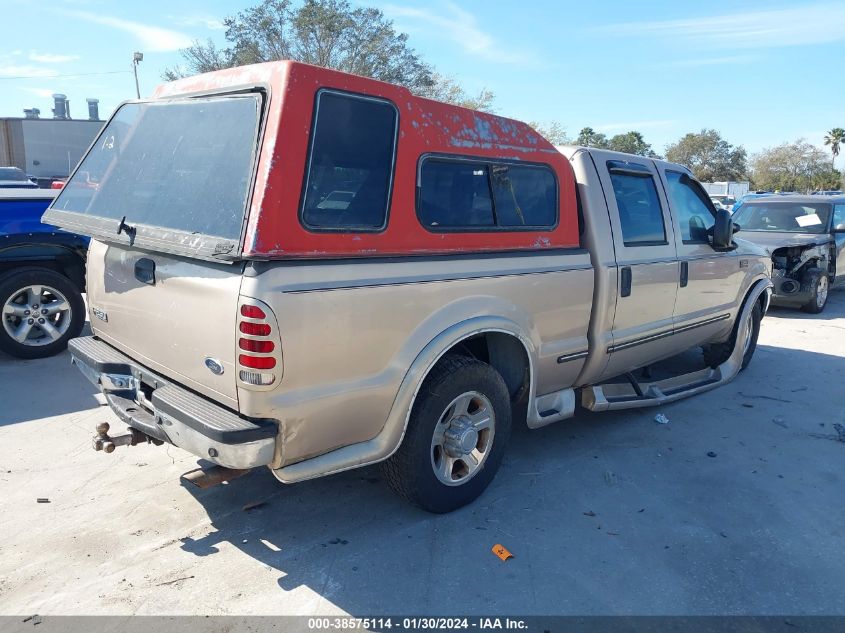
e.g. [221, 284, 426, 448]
[69, 336, 277, 469]
[770, 271, 812, 306]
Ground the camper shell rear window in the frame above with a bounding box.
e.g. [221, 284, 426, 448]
[45, 93, 262, 260]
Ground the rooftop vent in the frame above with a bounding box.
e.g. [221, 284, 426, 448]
[23, 108, 41, 119]
[52, 94, 68, 120]
[86, 98, 100, 121]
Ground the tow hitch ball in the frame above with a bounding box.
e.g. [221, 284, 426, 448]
[92, 422, 161, 453]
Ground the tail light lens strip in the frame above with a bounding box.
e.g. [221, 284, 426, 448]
[237, 298, 282, 389]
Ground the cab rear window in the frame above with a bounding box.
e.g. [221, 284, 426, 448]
[50, 95, 261, 241]
[300, 90, 398, 231]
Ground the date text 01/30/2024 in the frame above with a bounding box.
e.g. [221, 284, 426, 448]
[307, 617, 529, 630]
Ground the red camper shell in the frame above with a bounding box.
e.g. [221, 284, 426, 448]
[153, 61, 580, 258]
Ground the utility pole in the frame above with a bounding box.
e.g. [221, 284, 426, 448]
[132, 52, 144, 99]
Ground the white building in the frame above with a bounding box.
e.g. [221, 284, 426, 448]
[0, 94, 104, 185]
[701, 181, 750, 198]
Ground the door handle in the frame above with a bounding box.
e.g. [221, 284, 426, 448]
[620, 266, 632, 297]
[680, 261, 689, 288]
[134, 258, 155, 285]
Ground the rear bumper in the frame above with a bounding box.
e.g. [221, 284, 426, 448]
[69, 336, 277, 469]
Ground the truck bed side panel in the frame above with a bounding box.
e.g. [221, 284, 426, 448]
[239, 251, 593, 466]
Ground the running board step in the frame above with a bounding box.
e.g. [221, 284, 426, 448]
[581, 366, 724, 412]
[527, 388, 576, 429]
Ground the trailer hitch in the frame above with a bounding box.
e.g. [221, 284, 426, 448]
[92, 422, 161, 453]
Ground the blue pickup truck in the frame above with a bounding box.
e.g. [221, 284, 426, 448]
[0, 188, 87, 358]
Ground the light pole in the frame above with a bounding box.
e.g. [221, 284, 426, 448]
[132, 51, 144, 99]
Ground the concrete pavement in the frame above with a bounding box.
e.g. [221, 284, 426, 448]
[1, 290, 844, 615]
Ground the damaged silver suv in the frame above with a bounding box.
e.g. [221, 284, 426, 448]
[732, 195, 845, 313]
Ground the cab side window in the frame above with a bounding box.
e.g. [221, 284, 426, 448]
[833, 204, 845, 229]
[607, 162, 667, 246]
[665, 170, 715, 243]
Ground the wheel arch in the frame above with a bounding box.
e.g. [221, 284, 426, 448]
[702, 269, 769, 348]
[386, 316, 536, 461]
[734, 275, 772, 336]
[0, 242, 87, 292]
[719, 276, 773, 368]
[272, 316, 536, 484]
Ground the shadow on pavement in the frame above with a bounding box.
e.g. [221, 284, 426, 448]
[175, 338, 845, 615]
[0, 324, 100, 427]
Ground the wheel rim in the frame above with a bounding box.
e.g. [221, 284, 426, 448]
[430, 391, 496, 487]
[816, 276, 828, 309]
[2, 284, 72, 347]
[741, 309, 754, 357]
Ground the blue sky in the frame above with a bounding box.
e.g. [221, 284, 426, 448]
[1, 0, 844, 156]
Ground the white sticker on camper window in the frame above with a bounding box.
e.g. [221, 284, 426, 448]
[795, 214, 822, 228]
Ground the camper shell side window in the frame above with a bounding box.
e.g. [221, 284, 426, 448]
[416, 155, 558, 232]
[299, 90, 399, 233]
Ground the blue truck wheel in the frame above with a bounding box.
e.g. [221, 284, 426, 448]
[0, 267, 85, 359]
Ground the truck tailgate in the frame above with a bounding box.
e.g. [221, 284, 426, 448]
[85, 239, 243, 408]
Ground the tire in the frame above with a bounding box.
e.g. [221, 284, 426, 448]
[382, 355, 512, 514]
[0, 267, 85, 359]
[702, 301, 762, 370]
[801, 268, 829, 314]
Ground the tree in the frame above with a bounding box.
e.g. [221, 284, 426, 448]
[417, 74, 495, 113]
[607, 131, 659, 158]
[823, 127, 845, 168]
[163, 0, 495, 111]
[664, 129, 748, 182]
[575, 127, 609, 149]
[812, 168, 844, 191]
[528, 121, 570, 145]
[164, 39, 230, 78]
[164, 0, 434, 94]
[750, 139, 844, 192]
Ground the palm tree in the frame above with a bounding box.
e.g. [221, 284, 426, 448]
[824, 127, 845, 167]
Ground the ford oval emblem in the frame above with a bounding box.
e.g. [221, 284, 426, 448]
[204, 358, 224, 375]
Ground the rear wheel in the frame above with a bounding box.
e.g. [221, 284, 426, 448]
[382, 355, 511, 513]
[0, 268, 85, 359]
[702, 301, 761, 370]
[802, 270, 829, 314]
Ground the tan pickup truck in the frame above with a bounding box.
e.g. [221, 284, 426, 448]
[44, 62, 772, 513]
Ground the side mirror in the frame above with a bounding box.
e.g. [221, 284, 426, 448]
[712, 209, 735, 250]
[834, 223, 845, 232]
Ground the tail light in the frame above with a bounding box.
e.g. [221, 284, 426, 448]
[240, 305, 265, 319]
[237, 298, 281, 388]
[239, 322, 271, 336]
[239, 339, 274, 353]
[239, 354, 275, 369]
